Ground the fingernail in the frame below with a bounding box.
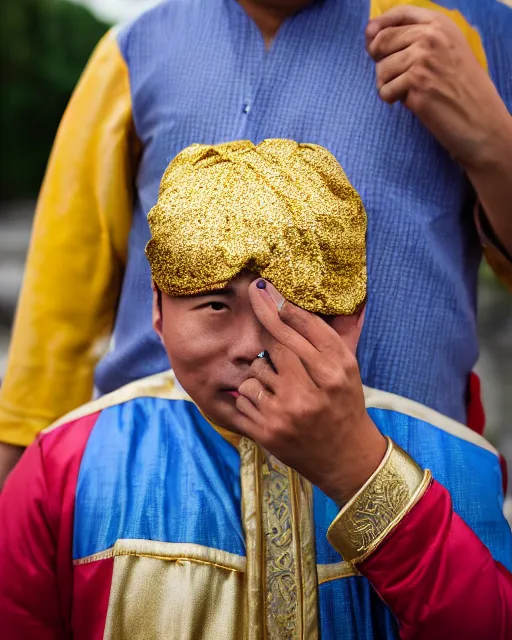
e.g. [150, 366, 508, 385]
[256, 279, 267, 290]
[265, 282, 286, 311]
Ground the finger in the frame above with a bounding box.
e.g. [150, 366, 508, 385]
[378, 71, 411, 104]
[231, 409, 265, 444]
[329, 305, 366, 356]
[251, 280, 341, 355]
[250, 355, 280, 392]
[261, 339, 317, 390]
[249, 280, 319, 360]
[263, 281, 286, 311]
[238, 377, 272, 408]
[279, 302, 346, 355]
[366, 6, 434, 41]
[367, 24, 422, 62]
[253, 281, 350, 389]
[375, 46, 416, 91]
[235, 392, 266, 425]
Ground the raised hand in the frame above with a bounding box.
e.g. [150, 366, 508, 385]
[234, 280, 386, 505]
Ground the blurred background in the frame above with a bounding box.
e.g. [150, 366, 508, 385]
[0, 0, 511, 515]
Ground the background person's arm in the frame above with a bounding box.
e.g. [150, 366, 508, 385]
[366, 2, 512, 283]
[0, 31, 138, 481]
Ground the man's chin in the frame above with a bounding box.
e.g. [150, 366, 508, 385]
[202, 396, 244, 434]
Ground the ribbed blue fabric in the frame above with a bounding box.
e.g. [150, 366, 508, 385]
[74, 397, 243, 560]
[94, 0, 512, 423]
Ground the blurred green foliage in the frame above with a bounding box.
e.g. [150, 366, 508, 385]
[0, 0, 110, 201]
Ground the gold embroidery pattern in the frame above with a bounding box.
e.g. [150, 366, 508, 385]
[328, 438, 430, 563]
[293, 473, 319, 639]
[346, 464, 411, 550]
[262, 454, 298, 638]
[240, 438, 318, 639]
[239, 438, 264, 640]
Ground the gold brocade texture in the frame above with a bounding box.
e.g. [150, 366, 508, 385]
[240, 438, 319, 640]
[145, 139, 367, 316]
[327, 438, 431, 563]
[262, 455, 298, 637]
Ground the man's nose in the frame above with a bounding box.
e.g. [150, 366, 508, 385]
[230, 316, 267, 365]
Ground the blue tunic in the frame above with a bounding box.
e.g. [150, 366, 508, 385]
[73, 373, 512, 639]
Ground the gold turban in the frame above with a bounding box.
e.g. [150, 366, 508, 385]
[146, 139, 366, 315]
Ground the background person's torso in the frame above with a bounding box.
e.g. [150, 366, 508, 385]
[95, 0, 512, 423]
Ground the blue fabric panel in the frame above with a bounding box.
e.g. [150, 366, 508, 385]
[315, 408, 511, 566]
[318, 578, 399, 640]
[73, 397, 243, 560]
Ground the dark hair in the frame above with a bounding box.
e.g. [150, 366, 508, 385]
[156, 284, 162, 310]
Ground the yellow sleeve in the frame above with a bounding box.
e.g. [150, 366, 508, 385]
[0, 30, 139, 446]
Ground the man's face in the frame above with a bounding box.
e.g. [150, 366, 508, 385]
[153, 272, 267, 429]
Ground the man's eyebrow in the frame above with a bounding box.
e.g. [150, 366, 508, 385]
[192, 287, 235, 297]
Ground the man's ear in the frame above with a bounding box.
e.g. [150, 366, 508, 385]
[152, 282, 164, 342]
[330, 303, 366, 356]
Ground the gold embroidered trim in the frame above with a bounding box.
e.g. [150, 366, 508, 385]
[73, 547, 115, 565]
[240, 439, 319, 639]
[317, 562, 360, 585]
[327, 438, 431, 564]
[239, 438, 265, 640]
[111, 540, 245, 572]
[259, 454, 319, 639]
[292, 473, 318, 639]
[261, 454, 299, 638]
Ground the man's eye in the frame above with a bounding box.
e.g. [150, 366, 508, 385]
[208, 302, 226, 311]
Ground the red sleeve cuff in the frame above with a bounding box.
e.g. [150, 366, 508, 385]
[358, 479, 512, 639]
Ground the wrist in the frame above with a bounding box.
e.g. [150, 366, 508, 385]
[327, 438, 431, 563]
[321, 415, 387, 506]
[458, 109, 512, 173]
